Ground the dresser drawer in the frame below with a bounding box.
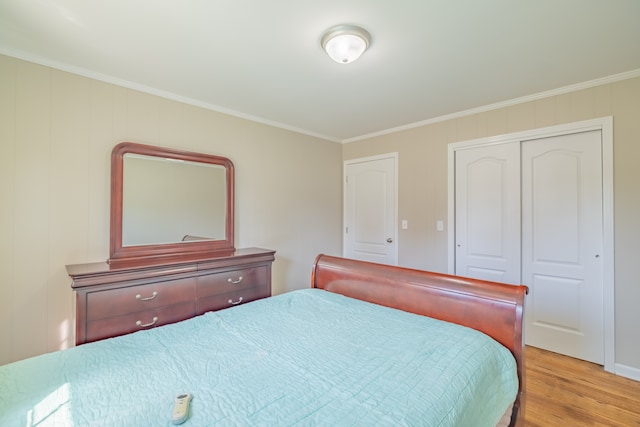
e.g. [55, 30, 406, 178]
[197, 284, 269, 314]
[86, 278, 196, 321]
[86, 301, 196, 343]
[197, 266, 268, 297]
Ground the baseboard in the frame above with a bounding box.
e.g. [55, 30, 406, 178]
[615, 363, 640, 382]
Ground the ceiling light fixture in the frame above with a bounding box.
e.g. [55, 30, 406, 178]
[321, 24, 371, 64]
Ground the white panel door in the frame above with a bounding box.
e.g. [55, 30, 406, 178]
[522, 131, 604, 363]
[455, 143, 521, 284]
[344, 155, 397, 265]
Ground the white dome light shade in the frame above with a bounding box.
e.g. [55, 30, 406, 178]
[321, 25, 371, 64]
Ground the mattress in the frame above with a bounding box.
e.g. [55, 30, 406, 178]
[0, 288, 518, 426]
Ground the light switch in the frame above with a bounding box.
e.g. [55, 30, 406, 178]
[436, 220, 444, 231]
[402, 220, 408, 229]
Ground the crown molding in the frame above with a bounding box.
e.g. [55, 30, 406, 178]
[343, 68, 640, 143]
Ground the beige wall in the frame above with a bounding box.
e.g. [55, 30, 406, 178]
[0, 55, 343, 365]
[343, 76, 640, 373]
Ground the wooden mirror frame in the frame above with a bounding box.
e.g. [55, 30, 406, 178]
[108, 142, 235, 266]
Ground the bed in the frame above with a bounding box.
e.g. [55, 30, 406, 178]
[0, 254, 527, 426]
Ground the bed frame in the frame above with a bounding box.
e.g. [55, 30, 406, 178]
[311, 254, 528, 427]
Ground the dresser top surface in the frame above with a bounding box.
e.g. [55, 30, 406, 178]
[66, 247, 276, 280]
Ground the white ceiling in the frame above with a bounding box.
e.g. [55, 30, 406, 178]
[1, 1, 639, 143]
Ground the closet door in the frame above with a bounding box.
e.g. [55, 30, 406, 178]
[454, 143, 521, 284]
[454, 130, 605, 364]
[522, 131, 604, 364]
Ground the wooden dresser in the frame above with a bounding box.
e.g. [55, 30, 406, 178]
[67, 247, 275, 345]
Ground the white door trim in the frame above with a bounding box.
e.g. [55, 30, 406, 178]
[447, 117, 615, 372]
[344, 153, 399, 265]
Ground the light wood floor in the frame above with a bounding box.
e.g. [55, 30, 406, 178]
[524, 346, 640, 426]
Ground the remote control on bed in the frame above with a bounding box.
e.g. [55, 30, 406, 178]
[171, 393, 192, 425]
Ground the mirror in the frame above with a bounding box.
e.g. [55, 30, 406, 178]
[109, 142, 234, 265]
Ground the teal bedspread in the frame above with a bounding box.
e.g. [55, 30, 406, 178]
[0, 289, 518, 426]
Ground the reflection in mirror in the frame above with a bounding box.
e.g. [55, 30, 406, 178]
[122, 154, 226, 246]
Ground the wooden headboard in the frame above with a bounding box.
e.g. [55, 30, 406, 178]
[311, 254, 528, 427]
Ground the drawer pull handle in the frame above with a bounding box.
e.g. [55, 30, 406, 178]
[228, 297, 244, 305]
[136, 291, 158, 301]
[227, 276, 244, 284]
[136, 317, 158, 328]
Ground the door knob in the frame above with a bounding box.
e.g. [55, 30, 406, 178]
[386, 238, 393, 243]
